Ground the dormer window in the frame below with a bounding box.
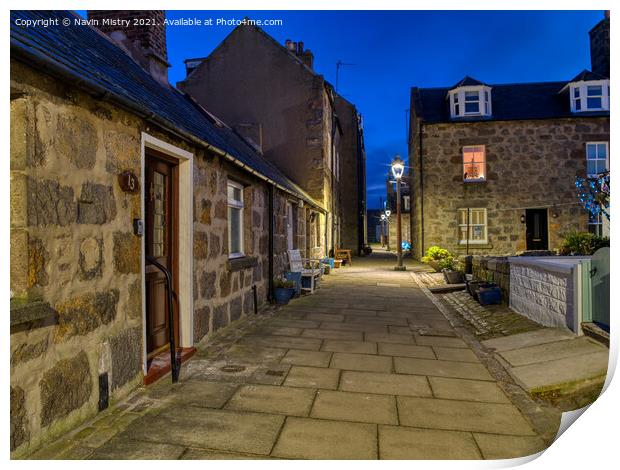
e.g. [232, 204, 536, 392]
[449, 86, 492, 118]
[569, 79, 609, 113]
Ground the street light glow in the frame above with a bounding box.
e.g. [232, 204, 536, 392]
[391, 155, 405, 180]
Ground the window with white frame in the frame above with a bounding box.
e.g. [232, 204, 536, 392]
[463, 145, 486, 182]
[588, 213, 604, 237]
[403, 195, 410, 212]
[227, 180, 244, 258]
[570, 80, 610, 112]
[449, 86, 492, 118]
[458, 208, 488, 244]
[586, 142, 609, 176]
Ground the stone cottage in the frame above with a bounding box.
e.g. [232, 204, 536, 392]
[10, 10, 323, 456]
[408, 13, 610, 259]
[177, 27, 367, 256]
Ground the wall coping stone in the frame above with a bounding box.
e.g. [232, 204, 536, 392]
[508, 256, 591, 275]
[227, 256, 259, 272]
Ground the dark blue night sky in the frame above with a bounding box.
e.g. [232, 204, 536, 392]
[79, 10, 604, 209]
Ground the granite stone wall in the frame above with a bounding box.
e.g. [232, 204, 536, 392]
[471, 256, 511, 305]
[509, 260, 574, 330]
[409, 117, 609, 259]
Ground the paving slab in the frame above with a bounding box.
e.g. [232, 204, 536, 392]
[320, 321, 388, 333]
[255, 326, 303, 337]
[481, 328, 575, 352]
[331, 352, 393, 373]
[225, 384, 315, 416]
[168, 380, 239, 408]
[379, 426, 481, 460]
[181, 448, 273, 459]
[118, 406, 284, 455]
[346, 316, 409, 326]
[365, 332, 415, 345]
[508, 351, 609, 392]
[269, 319, 321, 329]
[473, 433, 547, 459]
[89, 438, 185, 459]
[239, 335, 323, 351]
[378, 343, 436, 359]
[321, 339, 377, 354]
[428, 377, 510, 404]
[397, 397, 536, 435]
[301, 328, 363, 341]
[283, 366, 341, 390]
[220, 345, 288, 364]
[280, 349, 332, 367]
[272, 417, 377, 459]
[432, 346, 480, 363]
[414, 335, 468, 348]
[340, 370, 432, 397]
[303, 313, 345, 322]
[394, 357, 494, 381]
[498, 336, 608, 367]
[311, 390, 398, 424]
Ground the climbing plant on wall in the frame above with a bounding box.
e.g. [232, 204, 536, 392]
[575, 171, 610, 220]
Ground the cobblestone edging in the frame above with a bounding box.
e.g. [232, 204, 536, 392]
[410, 272, 562, 444]
[441, 291, 542, 341]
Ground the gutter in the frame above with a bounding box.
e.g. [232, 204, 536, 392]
[10, 39, 325, 213]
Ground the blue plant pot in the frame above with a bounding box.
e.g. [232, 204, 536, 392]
[274, 287, 295, 305]
[284, 271, 302, 298]
[322, 257, 335, 268]
[477, 287, 501, 306]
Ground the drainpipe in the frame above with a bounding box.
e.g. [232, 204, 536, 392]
[268, 183, 274, 303]
[418, 120, 425, 258]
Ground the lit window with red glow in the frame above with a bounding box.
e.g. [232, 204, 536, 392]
[463, 145, 486, 182]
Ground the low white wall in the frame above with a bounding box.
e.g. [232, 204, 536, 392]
[509, 257, 589, 332]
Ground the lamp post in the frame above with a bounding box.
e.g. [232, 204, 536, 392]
[391, 156, 406, 271]
[384, 209, 391, 250]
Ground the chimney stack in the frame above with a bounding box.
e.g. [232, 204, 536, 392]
[87, 10, 170, 84]
[589, 11, 610, 78]
[283, 39, 314, 70]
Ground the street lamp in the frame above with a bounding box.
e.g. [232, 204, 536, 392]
[391, 155, 406, 271]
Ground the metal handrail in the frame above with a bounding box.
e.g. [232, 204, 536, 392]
[146, 255, 180, 383]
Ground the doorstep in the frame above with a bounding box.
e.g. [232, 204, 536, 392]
[144, 347, 196, 385]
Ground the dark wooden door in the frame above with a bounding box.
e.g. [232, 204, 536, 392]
[145, 155, 178, 357]
[525, 209, 549, 251]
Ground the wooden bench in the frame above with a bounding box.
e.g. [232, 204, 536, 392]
[334, 249, 352, 266]
[288, 249, 322, 294]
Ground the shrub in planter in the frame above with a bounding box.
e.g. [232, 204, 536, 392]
[559, 231, 609, 256]
[421, 246, 453, 273]
[273, 276, 296, 304]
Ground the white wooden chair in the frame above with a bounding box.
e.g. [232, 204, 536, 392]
[288, 249, 322, 294]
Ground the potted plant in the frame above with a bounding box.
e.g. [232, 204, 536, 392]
[476, 272, 501, 305]
[439, 257, 464, 284]
[284, 271, 302, 298]
[421, 246, 453, 273]
[273, 276, 296, 305]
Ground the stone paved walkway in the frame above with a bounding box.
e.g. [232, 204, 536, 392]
[31, 251, 555, 460]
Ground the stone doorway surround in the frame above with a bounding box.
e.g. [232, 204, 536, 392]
[140, 133, 194, 374]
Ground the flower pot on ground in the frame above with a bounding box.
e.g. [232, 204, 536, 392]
[273, 276, 296, 305]
[477, 286, 502, 305]
[284, 271, 302, 298]
[443, 270, 464, 284]
[334, 259, 342, 268]
[322, 264, 331, 274]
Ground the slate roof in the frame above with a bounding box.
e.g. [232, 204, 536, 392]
[10, 10, 321, 209]
[569, 69, 608, 82]
[449, 76, 487, 90]
[412, 76, 610, 124]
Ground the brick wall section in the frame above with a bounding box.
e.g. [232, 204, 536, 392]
[409, 117, 609, 259]
[509, 261, 573, 330]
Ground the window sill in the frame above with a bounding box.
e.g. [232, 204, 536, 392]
[463, 179, 487, 184]
[456, 243, 493, 250]
[227, 256, 258, 272]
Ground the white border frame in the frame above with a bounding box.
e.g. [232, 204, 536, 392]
[570, 80, 610, 113]
[458, 207, 488, 245]
[585, 141, 609, 176]
[140, 132, 194, 374]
